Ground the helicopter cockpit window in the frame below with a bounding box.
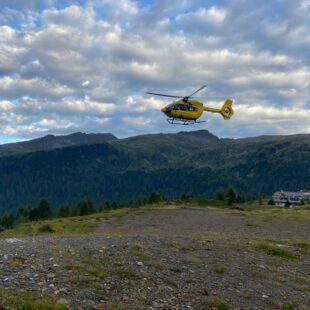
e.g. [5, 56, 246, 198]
[166, 104, 174, 112]
[173, 104, 198, 111]
[167, 103, 198, 111]
[188, 105, 198, 111]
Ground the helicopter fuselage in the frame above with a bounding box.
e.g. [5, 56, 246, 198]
[161, 99, 204, 121]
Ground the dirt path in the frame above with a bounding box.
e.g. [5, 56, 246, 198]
[0, 207, 309, 309]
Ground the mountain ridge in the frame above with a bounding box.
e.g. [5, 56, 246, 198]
[0, 130, 309, 213]
[0, 132, 118, 157]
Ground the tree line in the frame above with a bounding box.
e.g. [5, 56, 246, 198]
[0, 192, 164, 232]
[1, 184, 308, 232]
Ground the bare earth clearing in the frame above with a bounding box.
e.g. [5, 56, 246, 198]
[0, 206, 309, 309]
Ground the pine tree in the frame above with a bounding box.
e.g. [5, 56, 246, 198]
[37, 199, 52, 219]
[215, 189, 225, 201]
[225, 187, 237, 205]
[148, 192, 161, 203]
[58, 204, 71, 218]
[180, 193, 191, 201]
[1, 212, 14, 229]
[15, 205, 32, 223]
[104, 201, 111, 210]
[73, 198, 95, 216]
[29, 208, 40, 221]
[111, 202, 118, 209]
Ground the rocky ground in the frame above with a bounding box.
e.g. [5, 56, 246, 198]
[0, 206, 309, 309]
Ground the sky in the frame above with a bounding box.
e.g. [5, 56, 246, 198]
[0, 0, 309, 143]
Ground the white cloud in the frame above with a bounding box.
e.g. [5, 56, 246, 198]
[176, 6, 227, 27]
[0, 1, 309, 140]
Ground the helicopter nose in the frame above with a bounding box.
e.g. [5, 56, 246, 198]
[161, 107, 167, 113]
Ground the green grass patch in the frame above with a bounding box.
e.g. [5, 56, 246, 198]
[266, 299, 299, 310]
[184, 256, 203, 264]
[132, 241, 144, 250]
[244, 207, 310, 222]
[292, 240, 310, 250]
[194, 199, 228, 208]
[249, 267, 264, 278]
[65, 263, 109, 280]
[213, 264, 225, 274]
[245, 222, 260, 227]
[0, 208, 137, 238]
[256, 241, 298, 260]
[37, 224, 55, 233]
[151, 260, 166, 270]
[169, 266, 182, 273]
[110, 268, 137, 280]
[88, 268, 110, 279]
[94, 288, 107, 302]
[203, 296, 230, 310]
[133, 251, 151, 261]
[0, 290, 67, 310]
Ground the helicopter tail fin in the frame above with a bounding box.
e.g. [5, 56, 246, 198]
[220, 99, 234, 120]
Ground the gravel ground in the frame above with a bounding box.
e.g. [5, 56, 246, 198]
[0, 207, 309, 309]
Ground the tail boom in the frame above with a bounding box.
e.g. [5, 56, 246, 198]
[203, 99, 234, 120]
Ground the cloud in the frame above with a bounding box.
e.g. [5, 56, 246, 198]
[176, 6, 227, 28]
[0, 0, 309, 141]
[0, 76, 75, 99]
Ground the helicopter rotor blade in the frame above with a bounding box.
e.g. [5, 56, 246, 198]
[188, 85, 207, 98]
[146, 92, 183, 99]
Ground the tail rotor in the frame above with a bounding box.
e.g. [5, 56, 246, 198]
[220, 99, 234, 120]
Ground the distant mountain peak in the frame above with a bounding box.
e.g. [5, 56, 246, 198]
[0, 132, 118, 157]
[177, 130, 219, 140]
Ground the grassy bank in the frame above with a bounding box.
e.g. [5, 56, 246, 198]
[0, 201, 309, 238]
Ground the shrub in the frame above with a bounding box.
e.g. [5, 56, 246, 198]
[37, 224, 55, 233]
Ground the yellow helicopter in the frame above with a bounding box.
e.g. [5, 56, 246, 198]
[147, 85, 234, 125]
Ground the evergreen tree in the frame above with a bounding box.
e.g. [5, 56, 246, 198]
[15, 205, 32, 223]
[104, 201, 111, 210]
[215, 189, 225, 201]
[180, 193, 191, 201]
[111, 202, 118, 209]
[236, 194, 243, 203]
[148, 192, 162, 203]
[225, 187, 237, 205]
[37, 199, 52, 220]
[98, 203, 104, 212]
[29, 208, 40, 221]
[58, 204, 71, 218]
[73, 198, 95, 216]
[134, 199, 143, 208]
[0, 212, 14, 229]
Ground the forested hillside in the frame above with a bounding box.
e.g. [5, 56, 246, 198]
[0, 130, 309, 213]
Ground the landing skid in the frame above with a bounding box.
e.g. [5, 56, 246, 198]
[167, 118, 206, 125]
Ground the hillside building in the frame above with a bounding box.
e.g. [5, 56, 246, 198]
[272, 190, 310, 207]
